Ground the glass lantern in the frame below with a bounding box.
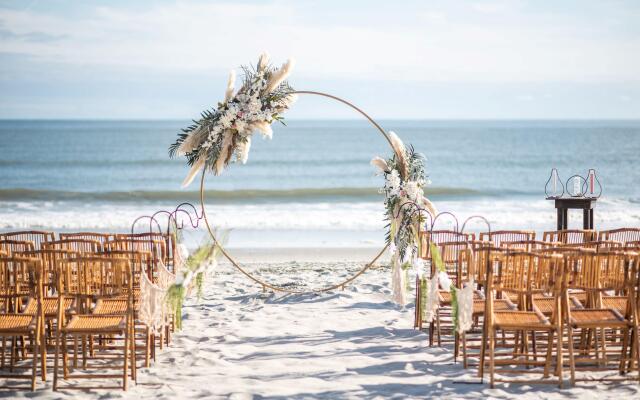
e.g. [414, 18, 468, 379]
[582, 168, 602, 198]
[544, 168, 564, 199]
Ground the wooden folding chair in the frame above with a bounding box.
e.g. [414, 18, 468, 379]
[0, 240, 35, 257]
[43, 239, 102, 254]
[59, 232, 112, 246]
[480, 230, 536, 247]
[563, 250, 640, 385]
[0, 231, 55, 250]
[542, 229, 596, 244]
[0, 256, 45, 391]
[460, 245, 516, 369]
[599, 228, 640, 245]
[483, 251, 565, 388]
[53, 256, 135, 391]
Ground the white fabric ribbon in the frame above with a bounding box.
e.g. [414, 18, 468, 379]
[391, 254, 407, 306]
[456, 280, 474, 334]
[139, 270, 167, 334]
[424, 273, 440, 323]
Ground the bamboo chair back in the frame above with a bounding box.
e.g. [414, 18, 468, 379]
[17, 249, 79, 293]
[0, 239, 35, 256]
[564, 250, 627, 308]
[496, 252, 544, 309]
[0, 230, 55, 250]
[598, 227, 640, 244]
[0, 256, 41, 311]
[486, 251, 562, 316]
[106, 237, 166, 266]
[102, 249, 154, 288]
[562, 240, 622, 251]
[504, 240, 558, 251]
[58, 232, 112, 245]
[480, 230, 535, 247]
[420, 230, 474, 258]
[472, 244, 508, 288]
[434, 241, 469, 284]
[43, 239, 101, 254]
[56, 256, 131, 312]
[542, 229, 596, 244]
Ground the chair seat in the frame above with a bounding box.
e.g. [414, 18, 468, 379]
[439, 290, 482, 304]
[93, 299, 129, 315]
[63, 315, 125, 333]
[0, 286, 30, 297]
[0, 314, 36, 333]
[473, 299, 514, 314]
[493, 311, 549, 329]
[569, 308, 627, 327]
[569, 290, 587, 304]
[23, 297, 73, 316]
[602, 296, 627, 313]
[532, 297, 574, 315]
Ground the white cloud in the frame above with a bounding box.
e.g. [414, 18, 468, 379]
[0, 1, 638, 85]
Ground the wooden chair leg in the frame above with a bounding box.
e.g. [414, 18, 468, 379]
[478, 318, 487, 378]
[543, 330, 554, 378]
[634, 325, 640, 382]
[568, 325, 576, 386]
[31, 334, 38, 391]
[454, 332, 459, 363]
[619, 328, 629, 374]
[123, 327, 129, 390]
[462, 331, 468, 369]
[62, 334, 69, 380]
[556, 327, 564, 388]
[489, 327, 496, 388]
[39, 319, 46, 380]
[72, 335, 78, 369]
[600, 328, 608, 367]
[1, 336, 5, 368]
[436, 310, 442, 346]
[53, 331, 61, 391]
[145, 327, 151, 368]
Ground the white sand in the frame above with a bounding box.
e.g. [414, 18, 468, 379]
[7, 254, 640, 399]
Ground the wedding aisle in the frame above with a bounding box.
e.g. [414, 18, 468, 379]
[15, 259, 640, 399]
[130, 260, 639, 399]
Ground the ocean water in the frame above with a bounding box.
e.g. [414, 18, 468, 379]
[1, 120, 639, 247]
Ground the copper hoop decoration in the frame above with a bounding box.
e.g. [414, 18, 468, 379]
[199, 90, 397, 294]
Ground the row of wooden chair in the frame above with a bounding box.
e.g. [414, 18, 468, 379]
[416, 236, 640, 388]
[0, 230, 180, 391]
[0, 230, 177, 272]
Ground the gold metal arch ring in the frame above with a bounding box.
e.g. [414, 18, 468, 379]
[199, 90, 396, 294]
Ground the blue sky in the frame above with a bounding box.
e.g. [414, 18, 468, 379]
[0, 0, 639, 119]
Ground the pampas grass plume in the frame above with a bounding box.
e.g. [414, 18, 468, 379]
[224, 70, 236, 102]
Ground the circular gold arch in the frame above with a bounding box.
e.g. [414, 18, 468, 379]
[199, 90, 398, 294]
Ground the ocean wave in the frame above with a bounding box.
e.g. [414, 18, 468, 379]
[1, 198, 639, 234]
[0, 187, 480, 202]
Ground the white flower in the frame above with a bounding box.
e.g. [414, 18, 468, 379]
[404, 180, 422, 201]
[413, 257, 425, 279]
[219, 111, 234, 128]
[438, 271, 452, 291]
[177, 244, 189, 260]
[389, 243, 397, 257]
[246, 99, 262, 114]
[234, 119, 247, 133]
[386, 169, 401, 197]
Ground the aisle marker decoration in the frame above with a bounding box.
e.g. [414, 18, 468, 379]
[371, 133, 436, 306]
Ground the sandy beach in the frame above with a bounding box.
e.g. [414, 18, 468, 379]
[3, 250, 636, 399]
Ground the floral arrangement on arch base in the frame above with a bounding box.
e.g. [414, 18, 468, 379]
[371, 132, 436, 261]
[371, 132, 437, 306]
[169, 52, 297, 187]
